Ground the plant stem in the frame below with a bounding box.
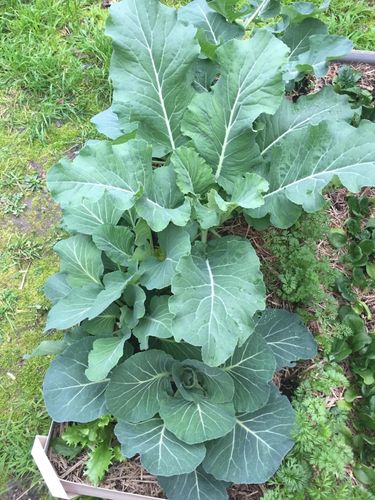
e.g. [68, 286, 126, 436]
[201, 230, 208, 243]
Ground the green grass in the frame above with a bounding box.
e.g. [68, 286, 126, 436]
[0, 0, 374, 497]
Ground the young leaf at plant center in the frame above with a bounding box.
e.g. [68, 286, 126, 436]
[254, 308, 317, 369]
[43, 338, 108, 423]
[54, 234, 103, 287]
[62, 192, 125, 236]
[47, 139, 152, 211]
[192, 59, 220, 93]
[120, 284, 146, 329]
[140, 225, 191, 290]
[133, 296, 174, 350]
[135, 165, 191, 232]
[223, 331, 276, 412]
[107, 0, 200, 155]
[247, 120, 375, 228]
[159, 396, 235, 444]
[256, 86, 354, 159]
[105, 350, 174, 422]
[169, 236, 265, 366]
[115, 417, 206, 476]
[207, 0, 242, 21]
[92, 225, 134, 266]
[202, 387, 295, 483]
[158, 466, 229, 500]
[178, 0, 244, 49]
[44, 272, 71, 304]
[170, 146, 215, 196]
[182, 30, 289, 192]
[85, 334, 131, 382]
[154, 338, 202, 362]
[45, 284, 103, 331]
[281, 0, 331, 24]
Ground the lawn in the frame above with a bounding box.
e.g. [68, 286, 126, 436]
[0, 0, 373, 498]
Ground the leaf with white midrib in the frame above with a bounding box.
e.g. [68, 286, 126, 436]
[202, 387, 295, 483]
[115, 417, 206, 476]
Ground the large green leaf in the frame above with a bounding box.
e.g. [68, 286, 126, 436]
[107, 0, 199, 155]
[153, 338, 202, 362]
[140, 225, 191, 290]
[62, 192, 124, 235]
[105, 350, 173, 422]
[160, 396, 235, 444]
[87, 270, 137, 321]
[281, 0, 330, 23]
[46, 284, 102, 331]
[255, 309, 317, 369]
[178, 0, 244, 47]
[248, 120, 375, 228]
[47, 140, 152, 211]
[182, 30, 289, 191]
[133, 295, 174, 349]
[170, 146, 215, 196]
[91, 107, 123, 140]
[54, 235, 103, 287]
[92, 225, 135, 266]
[115, 417, 206, 476]
[223, 331, 276, 412]
[43, 338, 108, 422]
[83, 303, 120, 336]
[192, 59, 219, 93]
[44, 272, 71, 304]
[120, 284, 146, 329]
[170, 236, 265, 366]
[158, 467, 229, 500]
[256, 86, 354, 158]
[85, 334, 130, 382]
[136, 165, 191, 232]
[207, 0, 241, 21]
[203, 388, 295, 483]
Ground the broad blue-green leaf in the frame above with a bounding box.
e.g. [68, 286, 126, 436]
[223, 331, 276, 412]
[193, 199, 222, 230]
[178, 0, 244, 46]
[62, 192, 124, 235]
[133, 296, 174, 350]
[140, 225, 191, 290]
[192, 59, 219, 93]
[170, 146, 215, 196]
[203, 388, 295, 483]
[106, 350, 173, 422]
[170, 236, 265, 366]
[92, 225, 134, 266]
[24, 339, 66, 359]
[207, 0, 241, 21]
[87, 271, 136, 321]
[107, 0, 200, 155]
[182, 31, 289, 191]
[248, 120, 375, 228]
[283, 19, 352, 81]
[160, 396, 235, 444]
[91, 107, 123, 140]
[47, 140, 152, 211]
[54, 235, 103, 287]
[46, 285, 102, 331]
[255, 308, 317, 369]
[44, 272, 71, 304]
[256, 86, 355, 158]
[281, 0, 331, 23]
[43, 337, 108, 423]
[136, 165, 191, 232]
[85, 334, 131, 382]
[153, 338, 202, 362]
[158, 467, 229, 500]
[83, 303, 120, 336]
[115, 417, 206, 476]
[120, 284, 146, 329]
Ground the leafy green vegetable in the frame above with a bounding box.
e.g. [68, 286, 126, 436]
[40, 0, 375, 495]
